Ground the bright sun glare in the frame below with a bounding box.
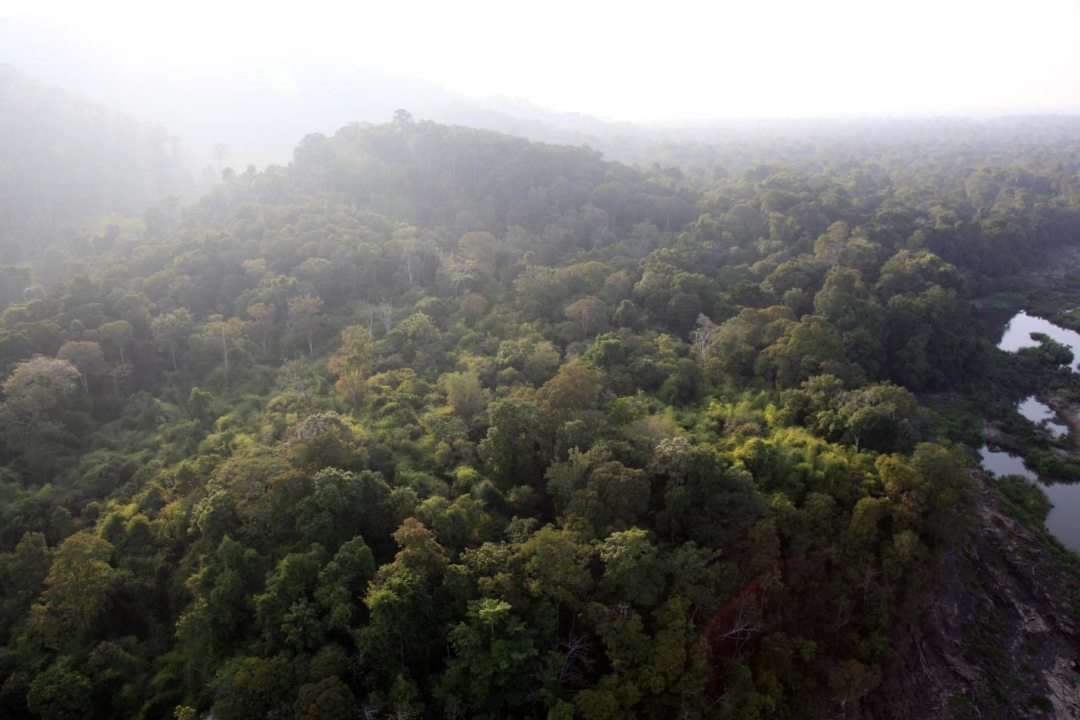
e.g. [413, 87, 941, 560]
[5, 0, 1080, 121]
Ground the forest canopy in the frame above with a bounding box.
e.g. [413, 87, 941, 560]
[1, 102, 1079, 719]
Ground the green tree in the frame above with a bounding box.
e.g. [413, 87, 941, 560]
[438, 370, 488, 421]
[0, 532, 50, 641]
[97, 320, 134, 365]
[479, 397, 548, 487]
[296, 468, 391, 551]
[26, 664, 94, 720]
[287, 294, 323, 357]
[441, 599, 538, 712]
[211, 656, 293, 720]
[151, 307, 195, 371]
[29, 532, 115, 645]
[565, 295, 609, 337]
[328, 325, 374, 407]
[314, 536, 377, 629]
[294, 676, 356, 720]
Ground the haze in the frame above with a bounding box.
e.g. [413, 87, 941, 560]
[4, 0, 1080, 167]
[4, 0, 1080, 715]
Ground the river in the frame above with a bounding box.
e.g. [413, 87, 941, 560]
[982, 311, 1080, 552]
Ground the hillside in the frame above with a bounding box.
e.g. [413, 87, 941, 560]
[0, 65, 197, 251]
[0, 113, 1079, 719]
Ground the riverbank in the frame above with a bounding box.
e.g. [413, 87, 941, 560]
[984, 400, 1080, 462]
[856, 471, 1080, 719]
[1042, 394, 1080, 450]
[989, 242, 1080, 333]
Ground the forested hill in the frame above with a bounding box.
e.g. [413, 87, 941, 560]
[0, 65, 196, 257]
[0, 113, 1079, 719]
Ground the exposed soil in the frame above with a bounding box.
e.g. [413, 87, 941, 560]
[983, 423, 1029, 456]
[857, 471, 1080, 719]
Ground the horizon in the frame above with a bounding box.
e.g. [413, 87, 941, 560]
[3, 6, 1080, 716]
[4, 1, 1080, 126]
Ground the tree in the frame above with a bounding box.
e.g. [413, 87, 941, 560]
[253, 546, 327, 651]
[783, 376, 919, 452]
[104, 362, 133, 395]
[829, 659, 881, 706]
[296, 468, 391, 551]
[57, 341, 105, 391]
[97, 320, 134, 365]
[597, 528, 663, 608]
[287, 295, 323, 357]
[30, 532, 115, 645]
[565, 295, 609, 336]
[479, 397, 548, 486]
[755, 315, 852, 389]
[391, 312, 442, 370]
[438, 370, 487, 420]
[328, 325, 374, 407]
[837, 383, 919, 452]
[187, 387, 216, 426]
[459, 230, 500, 278]
[294, 676, 356, 720]
[377, 297, 394, 333]
[511, 525, 592, 636]
[538, 362, 603, 419]
[0, 356, 81, 437]
[2, 356, 80, 409]
[691, 313, 719, 364]
[26, 664, 94, 720]
[202, 316, 249, 370]
[284, 412, 367, 471]
[314, 537, 377, 629]
[910, 442, 974, 545]
[151, 307, 195, 371]
[567, 460, 651, 536]
[211, 656, 293, 720]
[246, 302, 273, 355]
[0, 531, 51, 641]
[360, 567, 433, 674]
[390, 518, 448, 579]
[440, 599, 538, 712]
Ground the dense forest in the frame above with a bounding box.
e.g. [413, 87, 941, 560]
[1, 92, 1080, 720]
[0, 65, 198, 257]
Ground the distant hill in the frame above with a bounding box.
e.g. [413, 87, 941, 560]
[0, 64, 196, 253]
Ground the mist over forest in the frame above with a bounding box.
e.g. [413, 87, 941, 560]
[1, 5, 1080, 720]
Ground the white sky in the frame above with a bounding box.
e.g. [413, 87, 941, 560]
[4, 0, 1080, 121]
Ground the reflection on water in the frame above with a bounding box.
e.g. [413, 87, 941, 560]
[997, 310, 1080, 371]
[1039, 486, 1079, 553]
[979, 444, 1080, 552]
[981, 309, 1080, 553]
[979, 445, 1036, 481]
[1018, 396, 1069, 438]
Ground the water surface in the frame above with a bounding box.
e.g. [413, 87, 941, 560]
[996, 310, 1080, 371]
[978, 445, 1036, 481]
[1017, 396, 1069, 439]
[978, 444, 1080, 552]
[983, 310, 1080, 552]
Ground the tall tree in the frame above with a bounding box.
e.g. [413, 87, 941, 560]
[29, 532, 115, 646]
[287, 295, 323, 358]
[151, 308, 195, 371]
[57, 341, 105, 391]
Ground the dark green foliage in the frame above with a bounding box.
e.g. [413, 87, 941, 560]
[4, 107, 1074, 719]
[992, 475, 1053, 530]
[26, 664, 93, 720]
